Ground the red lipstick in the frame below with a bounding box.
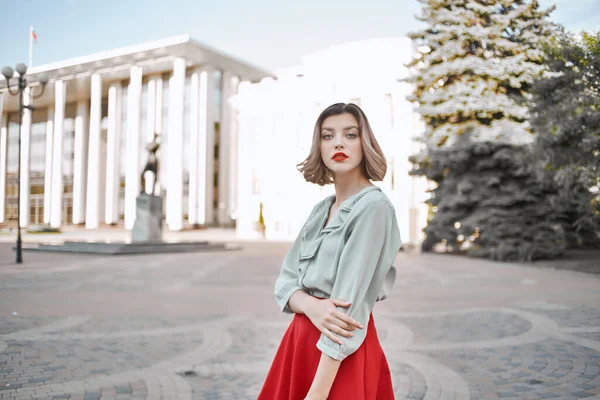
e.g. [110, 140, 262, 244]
[332, 152, 348, 162]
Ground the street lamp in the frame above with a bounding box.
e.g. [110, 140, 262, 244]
[1, 63, 48, 264]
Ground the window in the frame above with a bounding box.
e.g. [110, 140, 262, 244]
[252, 169, 260, 196]
[30, 185, 44, 195]
[385, 94, 394, 130]
[390, 158, 395, 190]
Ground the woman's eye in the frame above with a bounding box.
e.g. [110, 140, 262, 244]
[322, 134, 333, 140]
[347, 133, 358, 139]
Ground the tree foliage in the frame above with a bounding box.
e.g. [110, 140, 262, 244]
[413, 138, 565, 261]
[529, 30, 600, 247]
[407, 0, 557, 151]
[407, 0, 565, 261]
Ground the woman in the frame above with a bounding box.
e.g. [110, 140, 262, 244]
[258, 103, 401, 400]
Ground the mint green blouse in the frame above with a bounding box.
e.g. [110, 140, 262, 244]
[274, 186, 401, 361]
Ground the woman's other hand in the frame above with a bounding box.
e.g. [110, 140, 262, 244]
[304, 298, 363, 345]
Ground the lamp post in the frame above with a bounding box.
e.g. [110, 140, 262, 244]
[1, 63, 48, 264]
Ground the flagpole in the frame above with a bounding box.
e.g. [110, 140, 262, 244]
[28, 26, 33, 68]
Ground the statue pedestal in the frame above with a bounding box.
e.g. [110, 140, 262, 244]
[131, 193, 163, 242]
[21, 191, 238, 252]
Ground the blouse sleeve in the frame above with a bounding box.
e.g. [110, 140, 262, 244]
[316, 200, 401, 361]
[274, 202, 322, 314]
[274, 231, 305, 314]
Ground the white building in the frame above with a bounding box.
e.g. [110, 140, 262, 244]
[232, 37, 429, 244]
[0, 35, 271, 231]
[0, 35, 428, 245]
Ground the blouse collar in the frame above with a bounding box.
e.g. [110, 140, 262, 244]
[299, 185, 381, 261]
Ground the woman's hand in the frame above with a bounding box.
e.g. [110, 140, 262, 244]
[304, 297, 363, 344]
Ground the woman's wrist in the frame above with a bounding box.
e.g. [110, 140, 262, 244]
[300, 294, 318, 316]
[305, 389, 328, 399]
[289, 290, 317, 315]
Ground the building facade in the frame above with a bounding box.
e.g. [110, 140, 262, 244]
[0, 35, 271, 231]
[232, 37, 429, 244]
[0, 35, 428, 245]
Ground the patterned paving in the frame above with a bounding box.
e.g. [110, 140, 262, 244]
[0, 242, 599, 399]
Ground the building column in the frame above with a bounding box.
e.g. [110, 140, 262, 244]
[228, 105, 240, 227]
[195, 67, 215, 227]
[50, 81, 66, 228]
[143, 78, 157, 194]
[73, 100, 89, 225]
[234, 81, 254, 238]
[43, 107, 54, 224]
[155, 78, 163, 135]
[124, 66, 143, 229]
[188, 69, 201, 226]
[394, 86, 414, 244]
[218, 72, 239, 226]
[19, 88, 32, 228]
[166, 58, 185, 231]
[85, 73, 103, 229]
[105, 83, 122, 225]
[154, 78, 163, 196]
[145, 79, 157, 143]
[0, 95, 6, 223]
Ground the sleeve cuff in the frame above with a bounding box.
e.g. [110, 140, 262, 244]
[275, 283, 302, 314]
[316, 334, 347, 361]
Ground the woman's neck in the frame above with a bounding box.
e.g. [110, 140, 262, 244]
[332, 170, 372, 206]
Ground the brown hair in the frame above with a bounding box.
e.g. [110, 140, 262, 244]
[297, 102, 387, 186]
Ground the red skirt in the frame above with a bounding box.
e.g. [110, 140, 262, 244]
[258, 313, 394, 399]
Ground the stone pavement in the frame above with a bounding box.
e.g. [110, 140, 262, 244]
[0, 240, 599, 400]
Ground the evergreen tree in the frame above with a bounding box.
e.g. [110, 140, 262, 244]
[407, 0, 564, 261]
[408, 0, 556, 149]
[529, 30, 600, 248]
[414, 140, 565, 261]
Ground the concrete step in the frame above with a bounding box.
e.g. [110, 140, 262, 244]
[20, 240, 240, 255]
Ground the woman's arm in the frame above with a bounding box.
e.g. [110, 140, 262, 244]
[305, 354, 341, 399]
[288, 290, 364, 345]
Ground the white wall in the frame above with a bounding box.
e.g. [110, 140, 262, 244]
[232, 37, 428, 244]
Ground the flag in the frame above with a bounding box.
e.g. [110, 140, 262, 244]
[29, 26, 36, 67]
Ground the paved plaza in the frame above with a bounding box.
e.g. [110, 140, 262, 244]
[0, 234, 600, 400]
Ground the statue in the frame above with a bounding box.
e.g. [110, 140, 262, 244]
[132, 133, 163, 242]
[141, 133, 161, 195]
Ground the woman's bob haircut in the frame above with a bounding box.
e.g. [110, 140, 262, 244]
[297, 102, 387, 186]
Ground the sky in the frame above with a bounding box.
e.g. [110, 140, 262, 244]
[0, 0, 599, 73]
